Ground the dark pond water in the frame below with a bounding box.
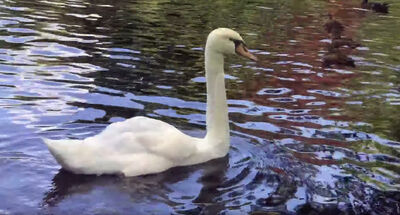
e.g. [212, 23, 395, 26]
[0, 0, 400, 214]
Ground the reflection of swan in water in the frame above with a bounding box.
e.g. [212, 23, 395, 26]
[43, 28, 257, 177]
[42, 153, 230, 213]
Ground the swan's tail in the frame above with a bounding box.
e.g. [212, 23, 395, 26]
[42, 138, 83, 168]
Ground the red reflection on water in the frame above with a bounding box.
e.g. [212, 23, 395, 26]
[236, 2, 367, 153]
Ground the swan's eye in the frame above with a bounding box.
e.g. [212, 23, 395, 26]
[229, 38, 246, 48]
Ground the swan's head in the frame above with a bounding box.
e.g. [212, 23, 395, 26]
[206, 28, 257, 61]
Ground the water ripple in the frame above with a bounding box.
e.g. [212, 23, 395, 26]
[0, 0, 399, 214]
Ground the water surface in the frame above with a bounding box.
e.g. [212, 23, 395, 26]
[0, 0, 399, 214]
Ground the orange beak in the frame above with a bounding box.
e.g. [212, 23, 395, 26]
[235, 43, 258, 61]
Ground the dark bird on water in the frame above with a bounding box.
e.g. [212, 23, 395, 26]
[324, 13, 344, 39]
[361, 0, 389, 13]
[322, 48, 355, 68]
[323, 13, 361, 49]
[331, 38, 361, 49]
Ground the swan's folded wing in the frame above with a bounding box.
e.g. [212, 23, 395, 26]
[85, 116, 199, 162]
[141, 127, 199, 162]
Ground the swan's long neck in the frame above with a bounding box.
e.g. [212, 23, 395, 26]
[204, 47, 230, 155]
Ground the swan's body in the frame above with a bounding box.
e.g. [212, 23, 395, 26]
[44, 28, 257, 177]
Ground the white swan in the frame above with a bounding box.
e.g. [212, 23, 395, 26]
[44, 28, 257, 177]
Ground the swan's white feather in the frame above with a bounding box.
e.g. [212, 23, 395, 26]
[44, 116, 199, 176]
